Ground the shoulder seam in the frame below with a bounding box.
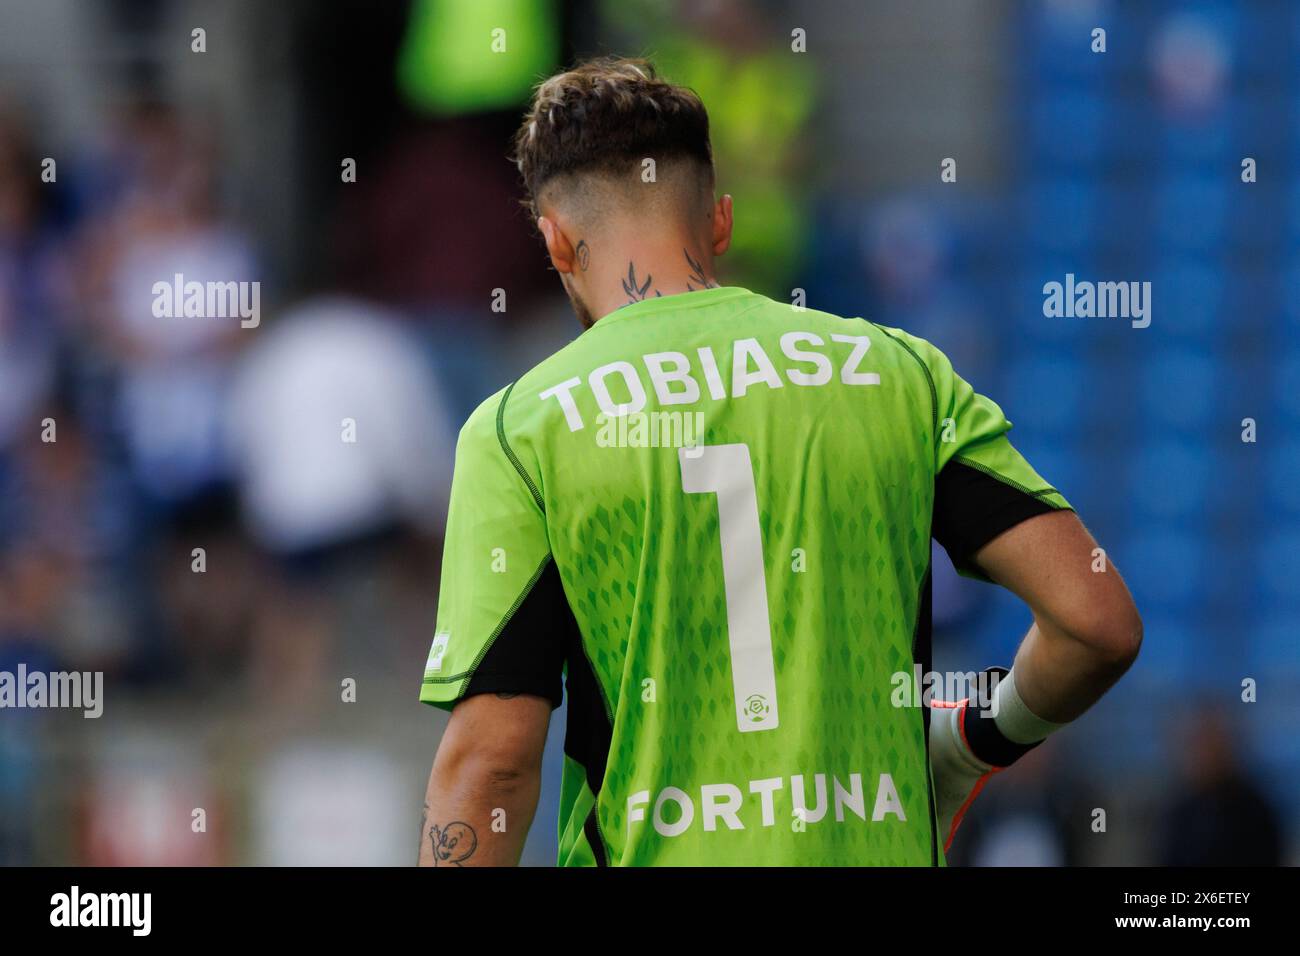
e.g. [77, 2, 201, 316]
[496, 380, 546, 513]
[868, 321, 939, 445]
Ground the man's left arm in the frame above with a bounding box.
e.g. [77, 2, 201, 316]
[419, 693, 552, 867]
[417, 390, 568, 866]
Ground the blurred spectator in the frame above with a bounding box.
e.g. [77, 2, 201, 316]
[76, 100, 257, 514]
[225, 296, 454, 708]
[1157, 710, 1284, 866]
[947, 742, 1101, 867]
[0, 105, 66, 453]
[1151, 12, 1231, 120]
[396, 0, 560, 118]
[226, 296, 453, 555]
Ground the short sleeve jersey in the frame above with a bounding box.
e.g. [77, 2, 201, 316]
[419, 287, 1071, 866]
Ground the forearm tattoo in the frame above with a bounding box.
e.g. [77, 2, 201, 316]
[423, 816, 479, 867]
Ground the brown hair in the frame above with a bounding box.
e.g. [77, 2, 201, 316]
[512, 57, 713, 216]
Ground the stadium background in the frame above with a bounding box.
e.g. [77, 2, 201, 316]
[0, 0, 1294, 865]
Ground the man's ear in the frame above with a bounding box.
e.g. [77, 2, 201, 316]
[711, 194, 734, 257]
[538, 216, 577, 274]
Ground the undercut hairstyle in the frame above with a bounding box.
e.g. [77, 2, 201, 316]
[512, 57, 714, 219]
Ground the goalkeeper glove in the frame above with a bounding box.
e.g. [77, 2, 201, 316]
[929, 666, 1062, 852]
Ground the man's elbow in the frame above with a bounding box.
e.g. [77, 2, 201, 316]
[1073, 601, 1143, 672]
[435, 738, 542, 799]
[476, 758, 540, 799]
[1101, 608, 1142, 671]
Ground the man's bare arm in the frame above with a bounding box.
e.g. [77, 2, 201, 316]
[418, 693, 551, 867]
[972, 509, 1143, 722]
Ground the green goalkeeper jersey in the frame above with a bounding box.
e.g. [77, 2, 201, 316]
[420, 286, 1070, 866]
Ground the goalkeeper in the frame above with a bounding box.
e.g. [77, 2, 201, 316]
[416, 56, 1142, 866]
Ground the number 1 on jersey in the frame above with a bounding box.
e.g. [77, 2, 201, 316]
[679, 443, 779, 733]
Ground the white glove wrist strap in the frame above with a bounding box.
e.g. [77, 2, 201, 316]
[992, 668, 1067, 744]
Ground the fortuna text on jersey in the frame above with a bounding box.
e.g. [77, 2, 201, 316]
[627, 771, 906, 838]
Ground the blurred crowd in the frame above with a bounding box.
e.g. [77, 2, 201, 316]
[0, 87, 471, 859]
[0, 0, 1294, 865]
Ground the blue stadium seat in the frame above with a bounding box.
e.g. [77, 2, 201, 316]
[1122, 610, 1201, 687]
[1002, 352, 1088, 436]
[1023, 178, 1102, 253]
[1228, 182, 1284, 254]
[1153, 174, 1230, 251]
[1256, 528, 1300, 603]
[1136, 348, 1224, 433]
[1028, 91, 1108, 171]
[1151, 257, 1224, 338]
[1278, 259, 1300, 333]
[1120, 527, 1210, 609]
[1013, 260, 1101, 343]
[1275, 350, 1300, 423]
[1221, 267, 1280, 335]
[1157, 117, 1233, 170]
[1236, 8, 1289, 80]
[1281, 180, 1300, 247]
[1018, 3, 1122, 83]
[1126, 439, 1213, 520]
[1250, 613, 1300, 679]
[1265, 438, 1300, 514]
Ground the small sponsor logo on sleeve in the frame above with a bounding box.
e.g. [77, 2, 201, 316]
[426, 631, 451, 674]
